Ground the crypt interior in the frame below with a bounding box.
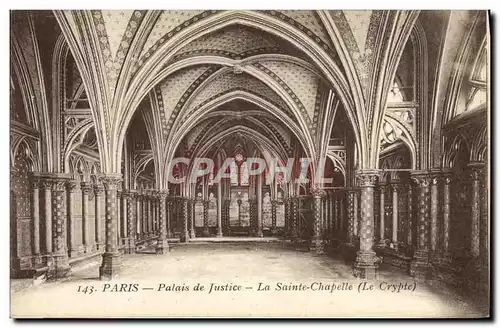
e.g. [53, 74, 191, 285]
[10, 10, 489, 317]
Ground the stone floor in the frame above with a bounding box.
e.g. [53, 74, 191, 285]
[11, 241, 486, 318]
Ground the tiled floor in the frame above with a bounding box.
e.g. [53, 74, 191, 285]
[11, 241, 486, 318]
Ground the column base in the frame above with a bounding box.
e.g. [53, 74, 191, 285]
[256, 229, 263, 238]
[179, 231, 190, 243]
[308, 238, 325, 254]
[409, 249, 430, 279]
[376, 239, 387, 248]
[155, 238, 170, 254]
[166, 231, 173, 239]
[33, 254, 43, 266]
[99, 252, 122, 281]
[216, 230, 223, 238]
[48, 254, 70, 280]
[202, 228, 210, 237]
[189, 229, 196, 239]
[124, 239, 136, 254]
[353, 251, 378, 279]
[389, 241, 399, 251]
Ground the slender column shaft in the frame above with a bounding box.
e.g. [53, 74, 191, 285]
[156, 191, 169, 254]
[378, 186, 386, 245]
[42, 181, 53, 254]
[470, 169, 481, 258]
[202, 200, 209, 236]
[410, 173, 431, 279]
[430, 177, 439, 252]
[124, 191, 136, 254]
[94, 184, 103, 250]
[166, 199, 173, 238]
[310, 188, 325, 253]
[81, 183, 92, 253]
[99, 174, 122, 280]
[180, 197, 189, 243]
[51, 178, 70, 278]
[256, 175, 263, 237]
[31, 178, 41, 257]
[392, 183, 400, 247]
[353, 172, 378, 279]
[346, 190, 356, 244]
[442, 175, 451, 252]
[66, 181, 77, 257]
[189, 199, 196, 239]
[216, 183, 223, 237]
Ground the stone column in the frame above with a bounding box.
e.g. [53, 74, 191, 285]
[391, 183, 401, 250]
[41, 179, 53, 255]
[202, 200, 210, 237]
[249, 199, 257, 236]
[180, 197, 189, 243]
[271, 200, 277, 234]
[116, 190, 122, 245]
[99, 174, 122, 281]
[353, 190, 359, 238]
[166, 198, 173, 238]
[377, 185, 386, 247]
[469, 165, 482, 258]
[353, 171, 378, 279]
[346, 190, 356, 245]
[81, 182, 93, 253]
[66, 181, 78, 257]
[283, 198, 290, 236]
[189, 199, 196, 239]
[51, 178, 70, 278]
[479, 166, 488, 264]
[141, 193, 147, 239]
[156, 191, 169, 254]
[256, 174, 263, 237]
[441, 172, 452, 261]
[216, 183, 223, 237]
[148, 193, 154, 237]
[407, 183, 413, 251]
[410, 173, 431, 279]
[121, 190, 127, 239]
[309, 188, 325, 253]
[123, 191, 136, 254]
[94, 183, 103, 251]
[429, 176, 439, 253]
[30, 177, 41, 262]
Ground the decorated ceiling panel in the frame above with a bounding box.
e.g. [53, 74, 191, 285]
[140, 10, 205, 59]
[341, 10, 373, 53]
[158, 65, 212, 120]
[185, 71, 290, 115]
[175, 25, 285, 58]
[259, 60, 320, 120]
[278, 10, 334, 49]
[101, 10, 135, 60]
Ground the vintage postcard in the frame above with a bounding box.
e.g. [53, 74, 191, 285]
[9, 9, 490, 318]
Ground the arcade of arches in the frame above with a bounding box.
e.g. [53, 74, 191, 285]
[10, 10, 489, 305]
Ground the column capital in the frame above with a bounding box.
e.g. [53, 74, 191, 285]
[157, 190, 168, 199]
[310, 187, 326, 198]
[356, 170, 378, 187]
[411, 171, 432, 187]
[99, 174, 122, 190]
[30, 176, 40, 189]
[81, 182, 93, 195]
[51, 177, 70, 191]
[391, 182, 405, 192]
[122, 190, 137, 200]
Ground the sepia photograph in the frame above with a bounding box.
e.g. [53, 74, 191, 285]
[8, 8, 490, 318]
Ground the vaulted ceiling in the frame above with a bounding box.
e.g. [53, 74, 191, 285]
[10, 10, 489, 190]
